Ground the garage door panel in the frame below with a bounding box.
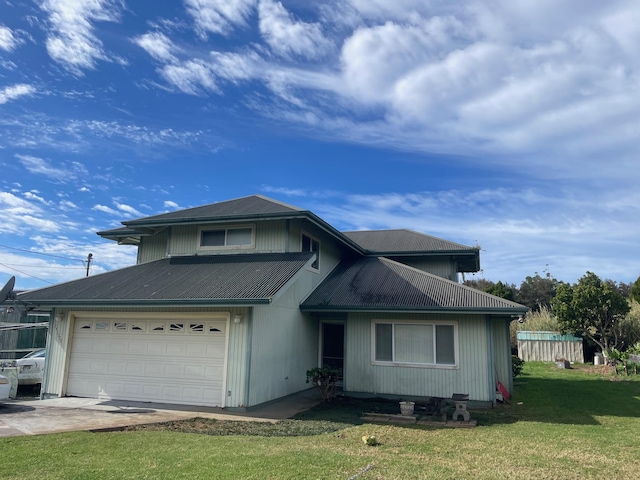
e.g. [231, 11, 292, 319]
[67, 317, 227, 407]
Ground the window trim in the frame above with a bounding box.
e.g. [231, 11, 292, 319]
[198, 224, 255, 250]
[301, 231, 320, 270]
[371, 320, 459, 369]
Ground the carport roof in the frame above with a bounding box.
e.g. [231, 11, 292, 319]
[16, 253, 315, 307]
[301, 257, 528, 314]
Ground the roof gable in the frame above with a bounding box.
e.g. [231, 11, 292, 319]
[301, 257, 527, 314]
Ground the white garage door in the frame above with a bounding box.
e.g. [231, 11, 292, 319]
[67, 316, 228, 407]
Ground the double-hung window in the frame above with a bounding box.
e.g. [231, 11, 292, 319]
[199, 225, 254, 249]
[301, 233, 320, 270]
[373, 321, 457, 367]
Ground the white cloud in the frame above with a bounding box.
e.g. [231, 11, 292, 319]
[0, 25, 20, 52]
[258, 0, 332, 59]
[16, 154, 69, 180]
[39, 0, 124, 75]
[185, 0, 256, 37]
[92, 204, 118, 215]
[0, 191, 61, 234]
[0, 84, 36, 104]
[164, 200, 180, 209]
[133, 31, 178, 63]
[160, 59, 219, 95]
[115, 202, 142, 217]
[310, 186, 640, 285]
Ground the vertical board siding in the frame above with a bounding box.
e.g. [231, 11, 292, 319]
[42, 311, 71, 397]
[345, 313, 493, 402]
[138, 231, 168, 263]
[166, 221, 289, 257]
[518, 340, 584, 363]
[389, 257, 457, 281]
[492, 318, 512, 396]
[248, 273, 319, 406]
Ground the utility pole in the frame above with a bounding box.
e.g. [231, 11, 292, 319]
[86, 253, 93, 277]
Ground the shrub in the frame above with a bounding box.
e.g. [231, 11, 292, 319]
[512, 355, 525, 377]
[306, 366, 341, 402]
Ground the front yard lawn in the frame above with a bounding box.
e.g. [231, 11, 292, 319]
[1, 363, 639, 479]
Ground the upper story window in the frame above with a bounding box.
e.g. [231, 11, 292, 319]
[301, 233, 320, 270]
[199, 225, 255, 250]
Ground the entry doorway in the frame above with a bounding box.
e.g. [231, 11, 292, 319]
[321, 323, 344, 383]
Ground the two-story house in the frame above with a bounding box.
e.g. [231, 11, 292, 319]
[14, 195, 527, 409]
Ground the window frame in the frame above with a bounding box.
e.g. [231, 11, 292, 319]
[371, 320, 458, 369]
[301, 232, 320, 270]
[198, 224, 255, 250]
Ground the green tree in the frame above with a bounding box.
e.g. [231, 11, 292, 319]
[485, 281, 516, 301]
[551, 271, 631, 353]
[630, 275, 640, 303]
[515, 272, 561, 312]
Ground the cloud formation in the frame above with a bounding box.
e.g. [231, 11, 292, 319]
[39, 0, 124, 75]
[0, 84, 36, 104]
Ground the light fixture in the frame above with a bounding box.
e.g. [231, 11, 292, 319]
[233, 314, 242, 324]
[55, 312, 64, 321]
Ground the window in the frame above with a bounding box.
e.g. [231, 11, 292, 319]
[373, 321, 456, 367]
[301, 233, 320, 269]
[199, 226, 254, 249]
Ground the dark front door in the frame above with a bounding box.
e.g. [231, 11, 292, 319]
[321, 323, 344, 371]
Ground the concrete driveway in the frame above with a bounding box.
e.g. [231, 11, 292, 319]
[0, 389, 322, 437]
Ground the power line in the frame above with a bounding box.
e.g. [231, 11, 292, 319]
[0, 263, 85, 270]
[0, 244, 85, 263]
[0, 263, 54, 285]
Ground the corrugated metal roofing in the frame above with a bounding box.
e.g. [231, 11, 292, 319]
[17, 253, 314, 306]
[301, 257, 528, 313]
[124, 195, 304, 227]
[342, 229, 475, 253]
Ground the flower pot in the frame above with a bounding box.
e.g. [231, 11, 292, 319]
[399, 401, 415, 416]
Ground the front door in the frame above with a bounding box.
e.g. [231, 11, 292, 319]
[321, 323, 344, 372]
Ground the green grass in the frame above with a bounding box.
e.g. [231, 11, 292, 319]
[1, 363, 639, 479]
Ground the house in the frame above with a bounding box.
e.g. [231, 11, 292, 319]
[12, 195, 527, 409]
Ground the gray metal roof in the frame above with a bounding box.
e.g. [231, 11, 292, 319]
[342, 229, 475, 253]
[124, 195, 304, 227]
[17, 253, 314, 307]
[301, 257, 528, 314]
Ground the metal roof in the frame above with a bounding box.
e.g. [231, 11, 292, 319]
[342, 229, 475, 253]
[16, 253, 314, 307]
[124, 195, 304, 227]
[301, 257, 528, 314]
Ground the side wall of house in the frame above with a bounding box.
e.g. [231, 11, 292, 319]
[387, 257, 458, 281]
[492, 317, 513, 397]
[246, 231, 345, 406]
[344, 313, 495, 402]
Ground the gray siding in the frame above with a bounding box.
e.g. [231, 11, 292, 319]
[388, 256, 457, 281]
[138, 231, 168, 263]
[166, 220, 289, 257]
[248, 273, 319, 406]
[344, 313, 494, 402]
[492, 317, 513, 397]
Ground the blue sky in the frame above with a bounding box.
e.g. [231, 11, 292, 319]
[1, 0, 639, 291]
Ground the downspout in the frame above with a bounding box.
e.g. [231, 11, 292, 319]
[486, 315, 495, 405]
[166, 226, 172, 257]
[243, 308, 253, 408]
[285, 219, 290, 252]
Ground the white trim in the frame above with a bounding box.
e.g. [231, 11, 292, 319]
[370, 319, 459, 369]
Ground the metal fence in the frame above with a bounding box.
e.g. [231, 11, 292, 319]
[517, 331, 584, 363]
